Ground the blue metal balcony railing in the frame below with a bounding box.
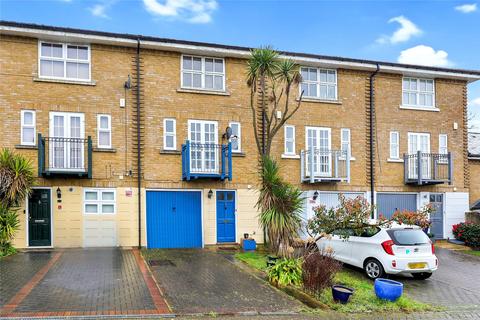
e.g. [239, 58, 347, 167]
[300, 148, 350, 183]
[182, 141, 232, 181]
[404, 151, 452, 185]
[38, 133, 92, 179]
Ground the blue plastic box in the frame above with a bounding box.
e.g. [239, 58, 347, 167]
[242, 239, 256, 251]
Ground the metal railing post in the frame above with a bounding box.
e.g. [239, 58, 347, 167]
[87, 136, 93, 178]
[37, 133, 44, 177]
[221, 144, 226, 180]
[403, 154, 408, 184]
[417, 150, 422, 185]
[300, 151, 305, 183]
[448, 152, 453, 185]
[186, 140, 191, 181]
[227, 142, 232, 181]
[346, 148, 351, 183]
[309, 148, 314, 183]
[334, 151, 338, 178]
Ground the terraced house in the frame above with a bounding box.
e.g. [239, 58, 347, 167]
[1, 21, 479, 250]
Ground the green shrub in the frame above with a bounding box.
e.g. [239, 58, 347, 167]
[453, 222, 480, 249]
[267, 258, 302, 287]
[0, 205, 20, 249]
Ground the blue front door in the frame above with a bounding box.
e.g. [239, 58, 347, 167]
[146, 191, 202, 249]
[216, 191, 235, 243]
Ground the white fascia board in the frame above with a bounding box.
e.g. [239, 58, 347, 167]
[380, 65, 480, 83]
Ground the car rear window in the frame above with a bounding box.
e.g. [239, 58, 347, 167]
[387, 229, 430, 245]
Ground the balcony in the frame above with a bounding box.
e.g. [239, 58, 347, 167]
[38, 134, 92, 178]
[181, 141, 232, 181]
[300, 149, 350, 183]
[404, 151, 452, 185]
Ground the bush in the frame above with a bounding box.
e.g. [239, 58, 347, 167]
[302, 250, 342, 295]
[453, 222, 480, 249]
[267, 258, 303, 287]
[0, 206, 20, 247]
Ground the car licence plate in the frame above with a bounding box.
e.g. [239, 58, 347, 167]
[408, 262, 427, 269]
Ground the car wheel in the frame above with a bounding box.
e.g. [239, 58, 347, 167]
[411, 272, 432, 280]
[364, 259, 385, 280]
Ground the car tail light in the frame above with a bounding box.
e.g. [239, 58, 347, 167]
[431, 243, 435, 254]
[381, 240, 395, 255]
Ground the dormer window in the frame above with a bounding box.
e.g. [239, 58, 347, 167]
[402, 77, 435, 108]
[39, 42, 90, 81]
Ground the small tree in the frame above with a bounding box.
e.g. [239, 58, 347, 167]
[257, 156, 303, 257]
[247, 47, 303, 157]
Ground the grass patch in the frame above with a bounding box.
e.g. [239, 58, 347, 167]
[235, 251, 435, 313]
[460, 250, 480, 257]
[235, 251, 268, 271]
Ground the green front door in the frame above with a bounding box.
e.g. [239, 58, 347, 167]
[28, 189, 51, 246]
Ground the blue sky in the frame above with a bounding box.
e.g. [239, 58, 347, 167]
[1, 0, 479, 129]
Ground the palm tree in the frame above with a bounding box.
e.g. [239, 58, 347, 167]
[257, 156, 303, 257]
[0, 148, 35, 208]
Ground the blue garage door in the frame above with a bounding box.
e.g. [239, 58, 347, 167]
[146, 191, 202, 248]
[377, 193, 417, 219]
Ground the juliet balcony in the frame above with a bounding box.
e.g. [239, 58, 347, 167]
[181, 141, 232, 181]
[300, 149, 351, 183]
[404, 151, 453, 186]
[37, 134, 92, 178]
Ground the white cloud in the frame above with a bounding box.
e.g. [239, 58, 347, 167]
[470, 97, 480, 106]
[89, 1, 115, 19]
[143, 0, 218, 24]
[397, 45, 452, 67]
[455, 3, 477, 13]
[377, 16, 422, 44]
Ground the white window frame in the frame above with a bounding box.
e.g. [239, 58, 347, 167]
[284, 125, 296, 156]
[389, 131, 400, 159]
[408, 132, 431, 179]
[229, 122, 241, 153]
[21, 110, 36, 146]
[188, 119, 219, 173]
[83, 188, 116, 215]
[180, 55, 225, 91]
[300, 67, 337, 100]
[439, 134, 448, 163]
[305, 126, 332, 177]
[38, 41, 91, 81]
[340, 128, 351, 159]
[97, 114, 111, 149]
[402, 77, 435, 108]
[163, 118, 177, 150]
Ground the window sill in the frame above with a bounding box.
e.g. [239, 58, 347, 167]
[160, 150, 181, 155]
[281, 154, 300, 159]
[93, 147, 116, 153]
[177, 88, 230, 96]
[232, 152, 246, 157]
[339, 157, 356, 161]
[387, 158, 404, 163]
[15, 144, 37, 150]
[298, 97, 342, 105]
[33, 77, 96, 86]
[399, 105, 439, 112]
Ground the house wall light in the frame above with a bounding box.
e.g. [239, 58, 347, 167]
[313, 191, 319, 201]
[56, 187, 62, 199]
[208, 189, 213, 199]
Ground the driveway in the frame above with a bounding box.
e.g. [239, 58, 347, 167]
[145, 249, 302, 314]
[0, 248, 169, 317]
[400, 248, 480, 309]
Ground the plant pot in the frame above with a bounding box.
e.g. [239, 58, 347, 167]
[331, 285, 354, 304]
[374, 278, 403, 302]
[267, 255, 279, 267]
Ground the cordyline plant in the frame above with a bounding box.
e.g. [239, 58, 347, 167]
[247, 47, 303, 157]
[305, 195, 434, 253]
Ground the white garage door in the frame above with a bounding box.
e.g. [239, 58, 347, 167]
[83, 188, 117, 247]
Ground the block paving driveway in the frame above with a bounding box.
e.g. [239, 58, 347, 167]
[0, 246, 479, 319]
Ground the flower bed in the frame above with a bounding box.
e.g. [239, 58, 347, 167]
[453, 222, 480, 249]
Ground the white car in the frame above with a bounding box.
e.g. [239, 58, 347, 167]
[317, 225, 438, 280]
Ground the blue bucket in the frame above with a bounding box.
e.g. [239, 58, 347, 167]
[374, 278, 403, 302]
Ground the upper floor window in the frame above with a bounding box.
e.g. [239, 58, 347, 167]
[39, 42, 90, 81]
[300, 67, 337, 100]
[340, 128, 351, 158]
[163, 118, 177, 150]
[21, 110, 36, 146]
[402, 77, 434, 108]
[390, 131, 400, 159]
[97, 114, 111, 149]
[181, 55, 225, 91]
[284, 125, 296, 155]
[229, 122, 241, 153]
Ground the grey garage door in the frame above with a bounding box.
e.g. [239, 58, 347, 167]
[377, 193, 417, 219]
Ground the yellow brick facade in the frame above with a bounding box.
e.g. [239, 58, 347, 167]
[469, 160, 480, 206]
[0, 26, 475, 248]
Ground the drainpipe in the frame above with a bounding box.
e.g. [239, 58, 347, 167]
[136, 38, 142, 249]
[369, 64, 380, 215]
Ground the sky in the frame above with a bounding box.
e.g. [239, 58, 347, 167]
[1, 0, 479, 130]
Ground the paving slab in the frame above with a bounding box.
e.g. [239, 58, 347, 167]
[146, 249, 302, 314]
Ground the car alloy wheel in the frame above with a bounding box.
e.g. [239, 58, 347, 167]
[365, 259, 384, 279]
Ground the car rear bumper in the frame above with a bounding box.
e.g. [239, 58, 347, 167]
[383, 255, 438, 274]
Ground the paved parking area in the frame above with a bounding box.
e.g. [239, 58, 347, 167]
[146, 249, 302, 314]
[0, 248, 169, 317]
[395, 248, 480, 309]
